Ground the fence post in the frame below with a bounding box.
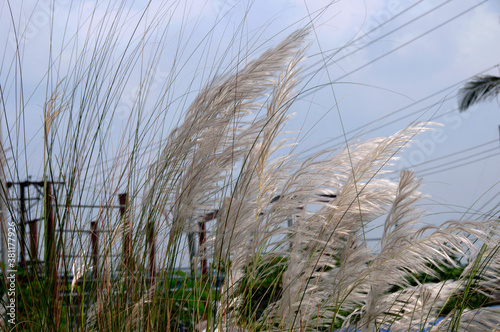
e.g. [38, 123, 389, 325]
[0, 127, 8, 269]
[91, 221, 98, 279]
[43, 183, 60, 328]
[19, 182, 27, 268]
[29, 212, 39, 266]
[119, 193, 131, 270]
[199, 218, 208, 277]
[199, 210, 217, 277]
[45, 184, 56, 276]
[147, 220, 155, 281]
[188, 231, 196, 276]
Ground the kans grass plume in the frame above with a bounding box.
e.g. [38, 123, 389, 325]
[4, 4, 500, 329]
[136, 29, 500, 331]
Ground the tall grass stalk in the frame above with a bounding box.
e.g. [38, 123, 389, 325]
[1, 2, 500, 331]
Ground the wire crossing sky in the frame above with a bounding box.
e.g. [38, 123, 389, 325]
[1, 0, 500, 229]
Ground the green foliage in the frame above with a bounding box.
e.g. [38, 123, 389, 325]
[410, 262, 491, 315]
[410, 264, 465, 287]
[441, 290, 490, 315]
[146, 271, 220, 331]
[1, 265, 70, 331]
[237, 256, 288, 325]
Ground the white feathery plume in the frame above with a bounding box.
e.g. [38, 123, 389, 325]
[374, 280, 462, 331]
[266, 158, 500, 331]
[357, 170, 425, 331]
[208, 34, 309, 326]
[131, 28, 500, 331]
[471, 243, 500, 300]
[262, 124, 432, 330]
[357, 227, 497, 327]
[354, 220, 500, 330]
[71, 254, 87, 292]
[431, 306, 500, 331]
[146, 28, 309, 249]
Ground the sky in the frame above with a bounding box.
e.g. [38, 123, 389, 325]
[2, 0, 500, 261]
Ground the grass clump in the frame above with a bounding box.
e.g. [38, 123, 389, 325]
[1, 2, 500, 331]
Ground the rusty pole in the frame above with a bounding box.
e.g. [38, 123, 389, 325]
[43, 182, 60, 328]
[45, 184, 56, 276]
[19, 182, 27, 268]
[91, 221, 98, 279]
[147, 220, 155, 281]
[119, 193, 131, 270]
[199, 210, 217, 277]
[29, 194, 39, 265]
[198, 219, 207, 277]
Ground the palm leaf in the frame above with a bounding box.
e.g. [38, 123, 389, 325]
[458, 75, 500, 112]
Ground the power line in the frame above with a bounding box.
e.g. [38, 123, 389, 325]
[296, 1, 489, 153]
[81, 2, 434, 176]
[301, 62, 500, 156]
[74, 1, 494, 179]
[303, 0, 448, 79]
[329, 0, 488, 84]
[416, 146, 499, 174]
[417, 151, 500, 178]
[394, 139, 497, 171]
[112, 61, 499, 176]
[85, 63, 498, 182]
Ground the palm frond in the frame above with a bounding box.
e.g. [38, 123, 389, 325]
[458, 75, 500, 112]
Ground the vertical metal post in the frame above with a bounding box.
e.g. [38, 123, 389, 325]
[0, 135, 8, 269]
[188, 231, 196, 276]
[119, 193, 131, 269]
[147, 220, 155, 280]
[19, 183, 27, 268]
[43, 182, 59, 325]
[199, 210, 217, 277]
[199, 218, 208, 277]
[45, 184, 56, 277]
[29, 204, 38, 264]
[91, 221, 98, 279]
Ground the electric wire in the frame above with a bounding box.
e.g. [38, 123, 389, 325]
[415, 146, 499, 175]
[418, 151, 500, 178]
[327, 0, 488, 84]
[75, 1, 496, 183]
[301, 63, 498, 157]
[392, 139, 497, 171]
[302, 0, 449, 80]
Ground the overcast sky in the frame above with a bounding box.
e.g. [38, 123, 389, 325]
[2, 0, 500, 236]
